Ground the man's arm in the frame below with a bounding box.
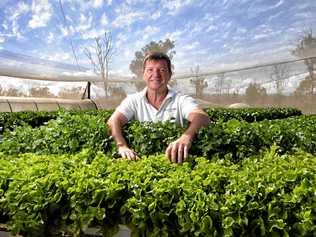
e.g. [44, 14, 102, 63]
[165, 109, 211, 163]
[107, 111, 139, 160]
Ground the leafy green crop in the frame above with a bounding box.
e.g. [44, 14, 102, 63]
[221, 147, 316, 236]
[0, 109, 114, 133]
[0, 111, 110, 156]
[205, 107, 302, 122]
[0, 107, 300, 134]
[1, 112, 315, 162]
[0, 148, 315, 236]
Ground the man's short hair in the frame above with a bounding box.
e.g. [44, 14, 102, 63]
[143, 52, 172, 75]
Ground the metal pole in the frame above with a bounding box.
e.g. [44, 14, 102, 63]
[87, 81, 91, 99]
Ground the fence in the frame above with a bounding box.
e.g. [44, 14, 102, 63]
[0, 54, 315, 113]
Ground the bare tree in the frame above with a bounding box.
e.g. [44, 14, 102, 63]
[291, 30, 316, 95]
[29, 87, 55, 98]
[0, 85, 4, 96]
[224, 78, 232, 95]
[2, 88, 25, 97]
[109, 86, 126, 99]
[190, 65, 207, 97]
[85, 32, 114, 97]
[214, 73, 225, 95]
[270, 63, 289, 95]
[245, 83, 267, 105]
[58, 87, 83, 99]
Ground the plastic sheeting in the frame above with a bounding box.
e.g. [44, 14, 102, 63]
[0, 97, 97, 112]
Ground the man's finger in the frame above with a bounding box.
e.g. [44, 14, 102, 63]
[134, 153, 140, 160]
[177, 144, 184, 164]
[171, 143, 178, 163]
[184, 145, 188, 161]
[120, 151, 127, 159]
[165, 144, 172, 161]
[124, 151, 132, 160]
[131, 151, 140, 161]
[129, 151, 139, 161]
[127, 151, 135, 160]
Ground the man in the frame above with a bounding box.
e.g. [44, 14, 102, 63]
[107, 52, 211, 163]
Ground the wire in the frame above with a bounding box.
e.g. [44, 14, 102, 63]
[172, 56, 316, 80]
[58, 0, 80, 71]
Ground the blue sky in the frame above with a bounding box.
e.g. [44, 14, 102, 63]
[0, 0, 315, 77]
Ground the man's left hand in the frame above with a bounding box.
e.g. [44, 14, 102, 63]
[165, 134, 193, 163]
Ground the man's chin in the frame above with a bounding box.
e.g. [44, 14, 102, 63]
[148, 85, 168, 92]
[148, 83, 165, 90]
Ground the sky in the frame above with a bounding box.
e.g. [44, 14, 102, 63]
[0, 0, 315, 78]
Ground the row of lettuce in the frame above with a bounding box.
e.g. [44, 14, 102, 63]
[0, 107, 301, 132]
[0, 108, 315, 237]
[0, 109, 315, 162]
[0, 149, 315, 236]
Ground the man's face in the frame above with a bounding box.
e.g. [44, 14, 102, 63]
[143, 59, 171, 91]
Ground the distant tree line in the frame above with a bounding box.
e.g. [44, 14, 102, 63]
[0, 85, 84, 99]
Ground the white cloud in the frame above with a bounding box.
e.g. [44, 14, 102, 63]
[59, 25, 75, 37]
[60, 26, 69, 37]
[92, 0, 103, 8]
[2, 22, 8, 30]
[162, 0, 193, 15]
[76, 14, 93, 32]
[165, 30, 183, 41]
[2, 2, 30, 40]
[9, 1, 30, 21]
[151, 11, 161, 20]
[142, 26, 159, 40]
[182, 41, 199, 51]
[81, 28, 105, 40]
[47, 32, 54, 44]
[116, 32, 129, 48]
[112, 11, 145, 28]
[100, 13, 108, 26]
[274, 0, 284, 8]
[42, 52, 72, 62]
[68, 0, 103, 10]
[28, 0, 52, 29]
[203, 13, 215, 23]
[112, 4, 145, 28]
[248, 0, 284, 19]
[206, 25, 217, 32]
[253, 33, 269, 40]
[12, 20, 23, 40]
[236, 27, 247, 34]
[0, 36, 5, 43]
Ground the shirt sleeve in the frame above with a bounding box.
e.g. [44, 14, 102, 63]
[116, 95, 135, 121]
[180, 95, 199, 120]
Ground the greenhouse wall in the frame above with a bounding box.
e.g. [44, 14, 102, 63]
[0, 97, 97, 112]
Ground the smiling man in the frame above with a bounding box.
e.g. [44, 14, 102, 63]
[107, 52, 211, 163]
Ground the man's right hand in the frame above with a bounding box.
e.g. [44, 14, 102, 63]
[118, 145, 140, 160]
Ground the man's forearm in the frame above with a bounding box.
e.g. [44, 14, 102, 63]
[110, 125, 127, 147]
[107, 117, 128, 147]
[184, 112, 211, 140]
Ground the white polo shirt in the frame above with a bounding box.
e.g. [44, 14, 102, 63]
[116, 87, 199, 127]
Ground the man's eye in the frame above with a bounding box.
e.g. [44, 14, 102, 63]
[160, 68, 167, 73]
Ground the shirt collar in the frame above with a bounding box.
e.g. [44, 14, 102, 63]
[141, 86, 176, 100]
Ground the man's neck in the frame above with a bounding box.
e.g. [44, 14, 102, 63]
[146, 88, 169, 109]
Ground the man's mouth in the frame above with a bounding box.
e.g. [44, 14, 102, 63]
[151, 79, 162, 83]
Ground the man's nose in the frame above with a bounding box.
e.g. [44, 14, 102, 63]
[152, 69, 161, 77]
